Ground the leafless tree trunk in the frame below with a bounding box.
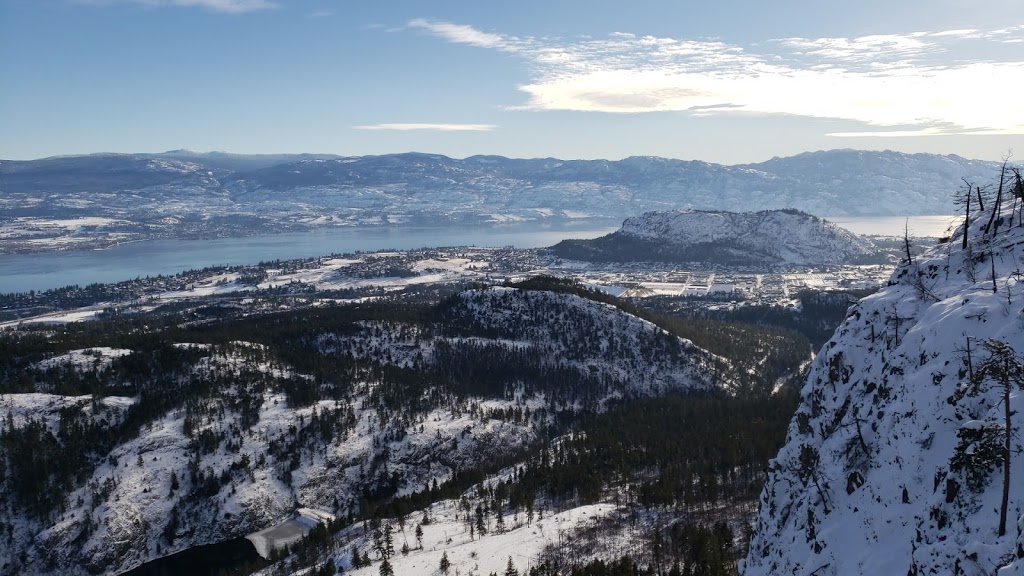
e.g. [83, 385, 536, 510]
[960, 178, 973, 250]
[986, 160, 1008, 236]
[1010, 168, 1023, 227]
[903, 220, 914, 265]
[1002, 378, 1011, 537]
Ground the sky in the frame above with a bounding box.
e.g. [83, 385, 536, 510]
[1, 0, 1022, 163]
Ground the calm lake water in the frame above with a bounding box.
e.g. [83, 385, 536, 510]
[0, 215, 959, 294]
[824, 215, 958, 237]
[0, 222, 620, 294]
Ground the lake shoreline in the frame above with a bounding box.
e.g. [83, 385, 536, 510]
[0, 216, 955, 295]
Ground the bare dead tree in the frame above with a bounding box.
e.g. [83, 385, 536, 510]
[963, 239, 978, 283]
[903, 219, 914, 265]
[991, 247, 998, 293]
[985, 159, 1009, 237]
[887, 304, 904, 348]
[953, 333, 974, 381]
[957, 178, 974, 250]
[1010, 167, 1023, 228]
[910, 266, 940, 301]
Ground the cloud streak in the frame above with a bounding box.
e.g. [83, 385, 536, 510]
[354, 123, 497, 132]
[406, 19, 1024, 136]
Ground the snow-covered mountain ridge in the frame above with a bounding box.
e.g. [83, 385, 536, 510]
[0, 149, 996, 253]
[552, 209, 881, 266]
[744, 186, 1024, 574]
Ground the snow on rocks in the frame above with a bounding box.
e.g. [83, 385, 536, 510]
[247, 508, 336, 559]
[743, 198, 1024, 575]
[36, 347, 133, 371]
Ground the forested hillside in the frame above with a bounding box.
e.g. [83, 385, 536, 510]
[0, 278, 809, 575]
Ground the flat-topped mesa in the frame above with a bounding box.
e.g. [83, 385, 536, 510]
[552, 209, 879, 266]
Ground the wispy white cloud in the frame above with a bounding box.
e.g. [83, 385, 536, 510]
[407, 19, 518, 51]
[827, 128, 949, 138]
[404, 19, 1024, 136]
[78, 0, 277, 13]
[308, 9, 332, 18]
[353, 123, 497, 132]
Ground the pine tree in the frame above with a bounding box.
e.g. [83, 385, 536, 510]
[974, 339, 1024, 536]
[379, 558, 394, 576]
[951, 338, 1024, 536]
[439, 551, 451, 574]
[504, 556, 519, 576]
[372, 520, 395, 560]
[382, 522, 395, 559]
[495, 504, 505, 533]
[350, 544, 363, 568]
[475, 505, 486, 536]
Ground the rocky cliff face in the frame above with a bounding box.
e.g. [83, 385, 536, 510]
[743, 194, 1024, 574]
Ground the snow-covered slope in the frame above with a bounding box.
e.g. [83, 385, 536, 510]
[743, 197, 1024, 574]
[0, 287, 723, 575]
[553, 209, 879, 266]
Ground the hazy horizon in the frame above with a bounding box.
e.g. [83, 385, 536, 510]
[0, 146, 1005, 165]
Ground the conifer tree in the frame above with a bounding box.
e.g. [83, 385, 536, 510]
[974, 339, 1024, 536]
[504, 556, 519, 576]
[952, 338, 1024, 536]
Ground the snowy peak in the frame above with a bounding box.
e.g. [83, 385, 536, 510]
[744, 183, 1024, 574]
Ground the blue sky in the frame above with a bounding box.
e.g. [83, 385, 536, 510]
[1, 0, 1022, 163]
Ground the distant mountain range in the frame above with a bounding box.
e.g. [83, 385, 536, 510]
[550, 209, 882, 266]
[0, 149, 999, 253]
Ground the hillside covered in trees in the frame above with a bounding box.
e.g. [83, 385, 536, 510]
[0, 277, 811, 575]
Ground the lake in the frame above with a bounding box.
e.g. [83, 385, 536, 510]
[824, 215, 958, 237]
[0, 221, 620, 294]
[0, 215, 959, 294]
